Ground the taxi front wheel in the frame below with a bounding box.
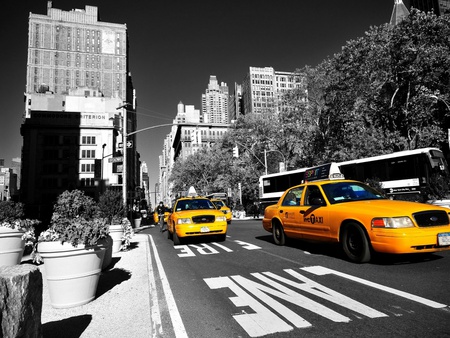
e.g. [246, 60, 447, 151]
[341, 222, 371, 263]
[272, 222, 286, 246]
[173, 230, 181, 245]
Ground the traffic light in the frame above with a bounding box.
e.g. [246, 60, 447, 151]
[233, 146, 239, 158]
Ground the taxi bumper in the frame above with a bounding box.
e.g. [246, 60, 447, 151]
[175, 222, 228, 238]
[370, 227, 450, 254]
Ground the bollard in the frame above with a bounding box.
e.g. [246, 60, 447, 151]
[0, 264, 43, 338]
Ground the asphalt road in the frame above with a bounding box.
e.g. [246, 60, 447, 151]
[142, 219, 450, 338]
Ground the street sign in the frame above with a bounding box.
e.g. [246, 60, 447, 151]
[108, 156, 123, 163]
[126, 140, 133, 148]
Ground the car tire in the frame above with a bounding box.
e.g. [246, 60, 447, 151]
[173, 230, 181, 245]
[341, 222, 371, 263]
[272, 222, 286, 246]
[217, 234, 226, 242]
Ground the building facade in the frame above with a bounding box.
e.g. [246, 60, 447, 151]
[409, 0, 450, 15]
[21, 3, 138, 222]
[201, 76, 229, 124]
[241, 67, 303, 115]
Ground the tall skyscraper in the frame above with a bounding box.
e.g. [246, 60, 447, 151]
[201, 76, 229, 124]
[26, 2, 129, 100]
[21, 2, 138, 222]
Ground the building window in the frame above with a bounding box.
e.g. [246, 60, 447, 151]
[81, 150, 96, 158]
[81, 136, 96, 145]
[81, 163, 95, 172]
[80, 178, 95, 186]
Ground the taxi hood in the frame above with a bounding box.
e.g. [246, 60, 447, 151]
[334, 199, 449, 216]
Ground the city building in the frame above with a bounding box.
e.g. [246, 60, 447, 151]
[201, 76, 229, 124]
[408, 0, 450, 15]
[0, 158, 20, 201]
[241, 67, 304, 115]
[0, 168, 17, 201]
[228, 83, 243, 122]
[21, 2, 138, 222]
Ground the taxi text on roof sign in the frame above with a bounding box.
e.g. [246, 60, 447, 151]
[303, 163, 344, 183]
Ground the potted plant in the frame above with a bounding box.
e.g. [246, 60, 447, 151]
[98, 190, 134, 253]
[36, 190, 109, 308]
[0, 200, 39, 266]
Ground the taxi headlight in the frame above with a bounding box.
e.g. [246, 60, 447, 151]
[372, 217, 414, 229]
[177, 218, 192, 224]
[216, 216, 227, 222]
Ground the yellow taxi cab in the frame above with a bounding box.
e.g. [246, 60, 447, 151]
[263, 163, 450, 263]
[167, 196, 228, 245]
[210, 198, 232, 224]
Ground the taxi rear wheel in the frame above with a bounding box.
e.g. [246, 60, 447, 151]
[272, 222, 286, 246]
[341, 222, 371, 263]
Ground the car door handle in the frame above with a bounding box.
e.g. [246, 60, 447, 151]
[300, 210, 305, 214]
[279, 210, 283, 213]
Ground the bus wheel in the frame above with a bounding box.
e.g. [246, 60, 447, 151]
[341, 222, 371, 263]
[272, 222, 286, 246]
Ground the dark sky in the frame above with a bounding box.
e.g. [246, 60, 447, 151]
[0, 0, 397, 189]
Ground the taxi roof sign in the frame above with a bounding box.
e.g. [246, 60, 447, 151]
[303, 163, 344, 183]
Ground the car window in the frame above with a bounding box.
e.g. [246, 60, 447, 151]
[213, 200, 225, 207]
[321, 182, 386, 204]
[282, 186, 303, 206]
[304, 185, 325, 206]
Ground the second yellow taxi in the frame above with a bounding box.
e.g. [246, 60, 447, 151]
[210, 198, 232, 224]
[167, 196, 228, 245]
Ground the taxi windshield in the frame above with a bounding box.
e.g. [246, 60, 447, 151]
[175, 199, 216, 211]
[321, 181, 386, 205]
[213, 200, 225, 207]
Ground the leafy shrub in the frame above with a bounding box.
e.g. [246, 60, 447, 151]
[98, 189, 125, 224]
[40, 190, 109, 247]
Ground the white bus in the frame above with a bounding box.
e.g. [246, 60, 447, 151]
[259, 147, 449, 208]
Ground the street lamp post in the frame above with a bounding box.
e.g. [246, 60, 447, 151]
[116, 102, 130, 208]
[101, 143, 106, 181]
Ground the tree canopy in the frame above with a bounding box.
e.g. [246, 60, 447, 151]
[169, 10, 450, 209]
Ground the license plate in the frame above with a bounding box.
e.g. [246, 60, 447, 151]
[438, 232, 450, 246]
[200, 226, 210, 233]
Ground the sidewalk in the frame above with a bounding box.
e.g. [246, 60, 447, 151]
[33, 231, 153, 338]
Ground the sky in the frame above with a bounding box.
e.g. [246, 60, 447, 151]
[0, 0, 399, 191]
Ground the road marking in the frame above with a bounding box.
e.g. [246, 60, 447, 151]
[205, 276, 293, 337]
[205, 265, 446, 337]
[146, 235, 162, 336]
[234, 240, 262, 250]
[301, 266, 447, 309]
[174, 240, 261, 257]
[149, 235, 188, 338]
[260, 270, 387, 318]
